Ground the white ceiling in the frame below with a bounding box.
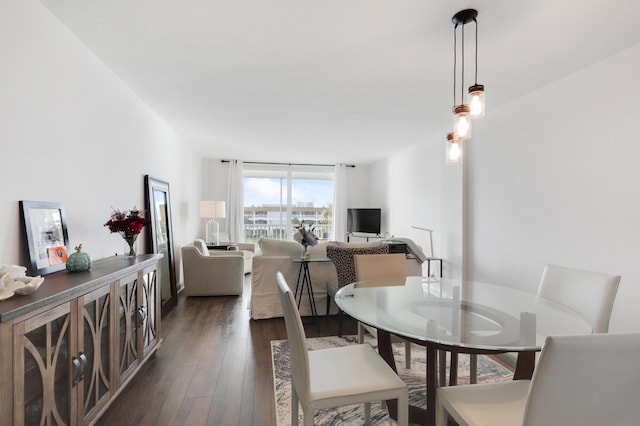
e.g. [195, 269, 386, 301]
[40, 0, 640, 165]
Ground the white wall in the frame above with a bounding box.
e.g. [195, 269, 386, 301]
[0, 0, 201, 280]
[380, 44, 640, 332]
[466, 43, 640, 331]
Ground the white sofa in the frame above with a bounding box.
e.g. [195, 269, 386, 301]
[250, 238, 423, 319]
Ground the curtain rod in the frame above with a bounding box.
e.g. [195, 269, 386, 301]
[221, 160, 355, 168]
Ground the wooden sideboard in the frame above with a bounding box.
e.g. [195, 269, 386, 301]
[0, 254, 162, 426]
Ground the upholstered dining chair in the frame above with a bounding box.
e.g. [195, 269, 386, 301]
[354, 253, 413, 369]
[465, 263, 621, 384]
[436, 332, 640, 426]
[325, 244, 389, 335]
[276, 272, 408, 426]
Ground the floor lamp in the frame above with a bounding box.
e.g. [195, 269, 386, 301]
[200, 200, 226, 245]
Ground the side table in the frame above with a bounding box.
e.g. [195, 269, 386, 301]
[207, 243, 238, 251]
[291, 256, 331, 318]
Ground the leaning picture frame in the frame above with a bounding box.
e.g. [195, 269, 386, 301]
[19, 200, 70, 275]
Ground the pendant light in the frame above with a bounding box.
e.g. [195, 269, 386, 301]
[446, 132, 462, 165]
[452, 9, 472, 140]
[446, 9, 485, 164]
[468, 10, 485, 119]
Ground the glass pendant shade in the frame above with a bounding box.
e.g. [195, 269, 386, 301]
[446, 132, 462, 165]
[453, 105, 472, 140]
[468, 84, 485, 118]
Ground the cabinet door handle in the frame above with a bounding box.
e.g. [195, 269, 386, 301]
[137, 306, 147, 326]
[72, 356, 82, 386]
[79, 351, 88, 378]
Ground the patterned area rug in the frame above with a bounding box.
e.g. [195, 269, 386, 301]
[271, 335, 513, 425]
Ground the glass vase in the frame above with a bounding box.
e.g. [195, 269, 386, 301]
[123, 234, 138, 257]
[300, 244, 310, 260]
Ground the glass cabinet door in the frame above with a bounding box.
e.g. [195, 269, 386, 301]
[117, 273, 139, 383]
[18, 302, 74, 426]
[78, 285, 112, 423]
[140, 265, 160, 356]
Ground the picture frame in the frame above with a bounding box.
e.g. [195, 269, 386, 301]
[19, 200, 70, 276]
[144, 175, 177, 317]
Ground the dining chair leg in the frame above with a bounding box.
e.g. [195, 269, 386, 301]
[397, 392, 409, 426]
[291, 387, 299, 425]
[326, 294, 330, 316]
[357, 322, 365, 343]
[364, 402, 371, 425]
[449, 352, 458, 386]
[438, 350, 447, 387]
[404, 342, 411, 369]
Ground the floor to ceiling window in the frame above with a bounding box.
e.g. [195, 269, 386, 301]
[243, 164, 334, 245]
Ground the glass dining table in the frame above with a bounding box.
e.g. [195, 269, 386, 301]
[335, 276, 592, 426]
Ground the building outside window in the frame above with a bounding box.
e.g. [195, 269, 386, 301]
[243, 165, 334, 246]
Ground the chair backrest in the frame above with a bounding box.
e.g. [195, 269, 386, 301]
[276, 271, 310, 403]
[537, 263, 621, 333]
[523, 333, 640, 426]
[193, 239, 209, 256]
[326, 244, 389, 287]
[354, 253, 407, 281]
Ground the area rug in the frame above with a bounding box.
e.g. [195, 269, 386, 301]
[271, 335, 513, 425]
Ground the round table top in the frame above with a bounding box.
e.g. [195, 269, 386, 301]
[335, 276, 592, 352]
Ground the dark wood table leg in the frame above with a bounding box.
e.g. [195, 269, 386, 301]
[426, 344, 438, 426]
[513, 351, 536, 380]
[378, 330, 430, 425]
[448, 351, 458, 386]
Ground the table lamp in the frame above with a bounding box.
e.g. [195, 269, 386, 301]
[200, 200, 226, 245]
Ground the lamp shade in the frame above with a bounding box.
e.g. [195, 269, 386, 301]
[200, 200, 226, 219]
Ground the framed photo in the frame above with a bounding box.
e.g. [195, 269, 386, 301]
[19, 200, 70, 275]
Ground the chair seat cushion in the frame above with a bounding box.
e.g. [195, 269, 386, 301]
[437, 380, 531, 426]
[308, 344, 406, 410]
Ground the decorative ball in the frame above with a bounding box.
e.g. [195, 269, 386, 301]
[66, 244, 92, 272]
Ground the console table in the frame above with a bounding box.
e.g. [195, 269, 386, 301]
[0, 254, 162, 425]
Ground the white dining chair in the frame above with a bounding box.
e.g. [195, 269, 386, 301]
[465, 263, 621, 384]
[276, 272, 408, 426]
[354, 253, 413, 369]
[537, 263, 621, 333]
[437, 332, 640, 426]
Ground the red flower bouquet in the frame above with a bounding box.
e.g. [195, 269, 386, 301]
[104, 207, 147, 256]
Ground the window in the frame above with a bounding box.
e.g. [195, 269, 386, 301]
[243, 165, 334, 245]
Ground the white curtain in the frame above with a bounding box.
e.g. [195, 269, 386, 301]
[227, 159, 244, 242]
[332, 163, 348, 241]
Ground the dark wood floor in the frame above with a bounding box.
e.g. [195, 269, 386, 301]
[96, 276, 358, 426]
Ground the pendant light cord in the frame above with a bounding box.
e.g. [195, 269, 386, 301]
[453, 25, 457, 107]
[461, 22, 465, 106]
[474, 18, 478, 85]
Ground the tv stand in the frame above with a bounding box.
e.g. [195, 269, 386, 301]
[346, 233, 383, 243]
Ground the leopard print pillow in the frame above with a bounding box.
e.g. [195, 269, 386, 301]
[326, 244, 389, 287]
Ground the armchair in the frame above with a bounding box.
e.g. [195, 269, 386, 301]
[181, 240, 244, 296]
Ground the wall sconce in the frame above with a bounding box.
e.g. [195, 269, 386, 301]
[200, 200, 226, 245]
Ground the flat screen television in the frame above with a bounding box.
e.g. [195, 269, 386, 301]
[347, 208, 381, 234]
